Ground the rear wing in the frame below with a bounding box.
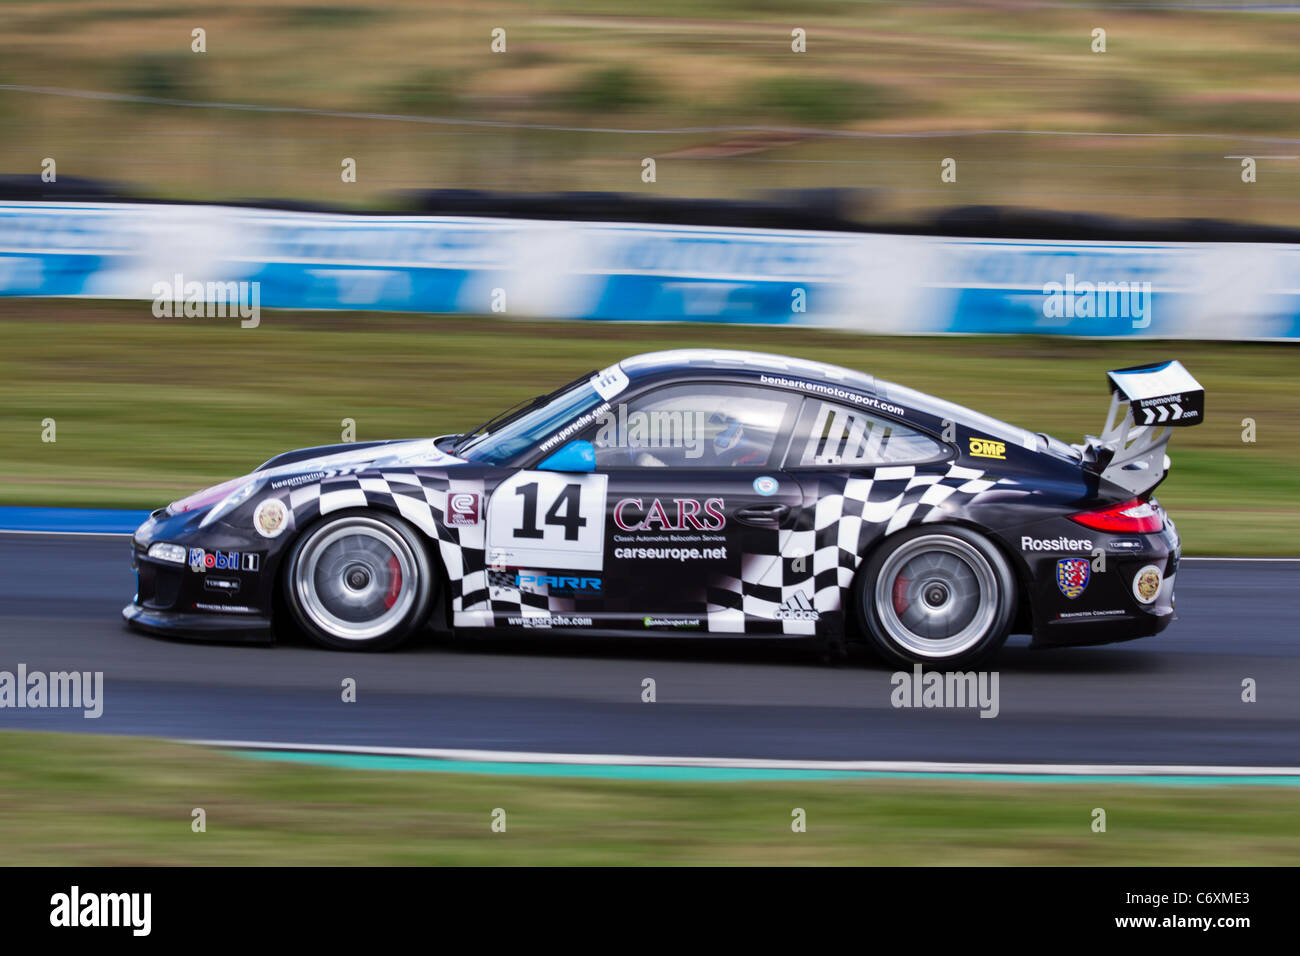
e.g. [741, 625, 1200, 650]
[1075, 361, 1205, 496]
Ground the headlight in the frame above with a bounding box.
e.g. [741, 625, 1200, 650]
[169, 474, 252, 515]
[147, 542, 187, 564]
[200, 478, 262, 528]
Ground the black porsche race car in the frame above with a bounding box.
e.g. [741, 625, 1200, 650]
[124, 349, 1204, 665]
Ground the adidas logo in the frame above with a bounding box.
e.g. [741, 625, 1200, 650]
[775, 591, 820, 622]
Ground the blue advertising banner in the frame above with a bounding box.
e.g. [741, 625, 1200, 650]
[1, 202, 1297, 339]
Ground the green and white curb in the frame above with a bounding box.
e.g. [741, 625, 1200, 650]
[190, 740, 1300, 785]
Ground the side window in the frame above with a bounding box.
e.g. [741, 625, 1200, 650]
[786, 398, 946, 467]
[587, 383, 796, 469]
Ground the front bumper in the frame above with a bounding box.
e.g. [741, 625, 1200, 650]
[122, 602, 273, 642]
[123, 505, 280, 642]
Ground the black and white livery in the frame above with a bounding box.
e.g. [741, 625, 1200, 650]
[125, 351, 1202, 665]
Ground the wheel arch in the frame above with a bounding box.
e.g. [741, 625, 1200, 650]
[848, 517, 1029, 646]
[276, 503, 449, 646]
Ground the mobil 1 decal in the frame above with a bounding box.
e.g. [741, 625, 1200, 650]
[486, 472, 608, 571]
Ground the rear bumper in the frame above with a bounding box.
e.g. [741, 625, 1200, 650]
[1029, 594, 1175, 648]
[1018, 510, 1181, 648]
[1029, 553, 1179, 648]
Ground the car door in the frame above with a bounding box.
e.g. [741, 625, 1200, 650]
[585, 381, 810, 633]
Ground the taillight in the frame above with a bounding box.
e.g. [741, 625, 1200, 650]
[1070, 498, 1164, 534]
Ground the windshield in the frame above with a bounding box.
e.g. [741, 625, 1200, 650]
[458, 380, 605, 464]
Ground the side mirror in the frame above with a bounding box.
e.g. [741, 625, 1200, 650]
[537, 439, 596, 473]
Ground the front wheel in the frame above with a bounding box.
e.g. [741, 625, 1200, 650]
[284, 511, 434, 651]
[855, 526, 1015, 667]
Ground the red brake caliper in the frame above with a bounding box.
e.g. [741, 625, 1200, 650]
[892, 576, 911, 615]
[383, 555, 402, 609]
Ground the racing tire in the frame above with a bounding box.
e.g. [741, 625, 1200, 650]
[284, 510, 434, 651]
[855, 525, 1016, 667]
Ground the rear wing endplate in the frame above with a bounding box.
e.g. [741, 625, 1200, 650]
[1075, 361, 1205, 496]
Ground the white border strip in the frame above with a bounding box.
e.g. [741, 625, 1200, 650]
[190, 738, 1300, 777]
[1180, 556, 1300, 562]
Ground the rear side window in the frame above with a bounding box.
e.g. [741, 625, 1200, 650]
[785, 399, 946, 467]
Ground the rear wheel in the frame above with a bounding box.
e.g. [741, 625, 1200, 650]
[284, 511, 433, 651]
[856, 526, 1015, 667]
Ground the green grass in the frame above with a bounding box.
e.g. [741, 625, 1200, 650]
[747, 75, 905, 125]
[2, 731, 1298, 865]
[0, 299, 1295, 554]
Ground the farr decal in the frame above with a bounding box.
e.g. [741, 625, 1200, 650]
[613, 498, 725, 532]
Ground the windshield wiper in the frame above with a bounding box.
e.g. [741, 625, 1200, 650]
[452, 396, 537, 454]
[451, 370, 598, 455]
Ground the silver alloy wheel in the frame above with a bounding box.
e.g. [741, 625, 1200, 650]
[872, 533, 999, 659]
[292, 516, 419, 641]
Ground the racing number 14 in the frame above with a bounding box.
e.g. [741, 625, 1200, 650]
[514, 481, 587, 541]
[486, 471, 607, 572]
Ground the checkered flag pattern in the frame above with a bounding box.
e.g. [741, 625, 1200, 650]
[286, 468, 493, 609]
[705, 463, 1001, 635]
[284, 461, 1002, 636]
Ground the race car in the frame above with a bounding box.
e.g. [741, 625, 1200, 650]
[124, 349, 1204, 665]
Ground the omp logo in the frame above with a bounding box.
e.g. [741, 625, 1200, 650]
[1021, 536, 1094, 552]
[968, 437, 1006, 459]
[50, 886, 150, 936]
[774, 591, 819, 621]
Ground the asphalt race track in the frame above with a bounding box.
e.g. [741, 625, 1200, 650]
[2, 533, 1297, 767]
